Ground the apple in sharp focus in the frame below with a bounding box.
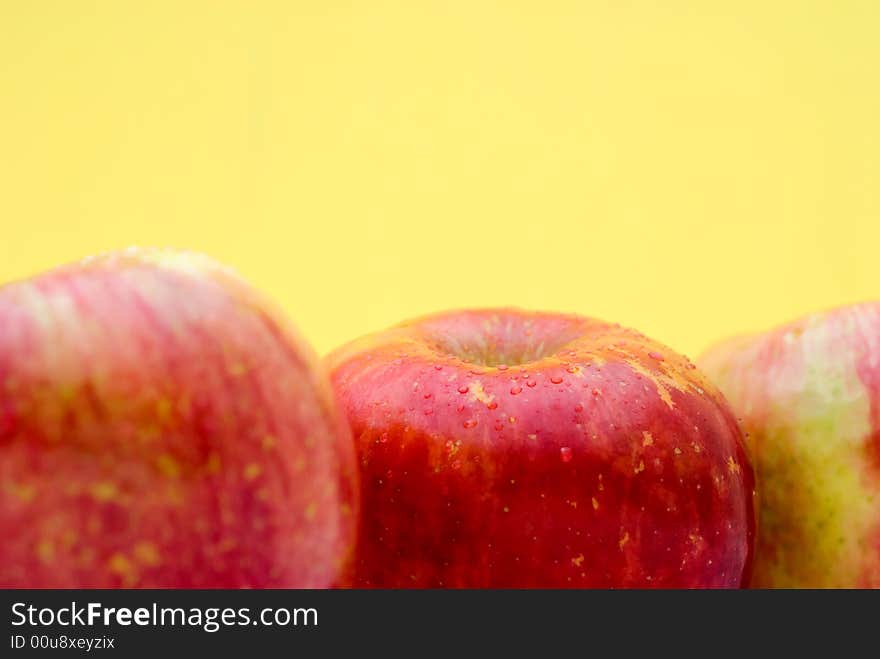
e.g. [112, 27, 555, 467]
[700, 302, 880, 588]
[0, 248, 357, 587]
[327, 308, 755, 587]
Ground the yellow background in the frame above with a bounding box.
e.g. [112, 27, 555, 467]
[1, 2, 877, 358]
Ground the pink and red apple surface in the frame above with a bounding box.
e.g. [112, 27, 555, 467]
[0, 250, 357, 587]
[700, 302, 880, 588]
[2, 249, 877, 587]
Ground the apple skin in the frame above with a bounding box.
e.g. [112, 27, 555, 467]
[327, 309, 755, 588]
[0, 249, 357, 588]
[700, 303, 880, 588]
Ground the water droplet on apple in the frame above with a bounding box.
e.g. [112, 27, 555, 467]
[574, 403, 584, 413]
[463, 419, 478, 429]
[487, 401, 498, 410]
[379, 432, 389, 443]
[648, 351, 665, 361]
[526, 380, 537, 388]
[560, 447, 573, 462]
[434, 364, 444, 370]
[423, 392, 432, 399]
[497, 364, 509, 371]
[457, 385, 469, 394]
[509, 385, 523, 395]
[591, 388, 601, 396]
[550, 376, 564, 385]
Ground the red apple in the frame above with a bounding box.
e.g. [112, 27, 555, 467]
[700, 302, 880, 587]
[0, 248, 357, 588]
[327, 308, 755, 588]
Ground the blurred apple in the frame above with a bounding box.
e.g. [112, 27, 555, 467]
[327, 309, 755, 588]
[0, 248, 357, 588]
[700, 302, 880, 588]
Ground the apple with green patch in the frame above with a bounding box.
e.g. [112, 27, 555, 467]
[328, 308, 755, 588]
[0, 248, 357, 587]
[700, 302, 880, 587]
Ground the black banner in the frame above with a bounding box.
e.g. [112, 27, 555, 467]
[0, 589, 871, 656]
